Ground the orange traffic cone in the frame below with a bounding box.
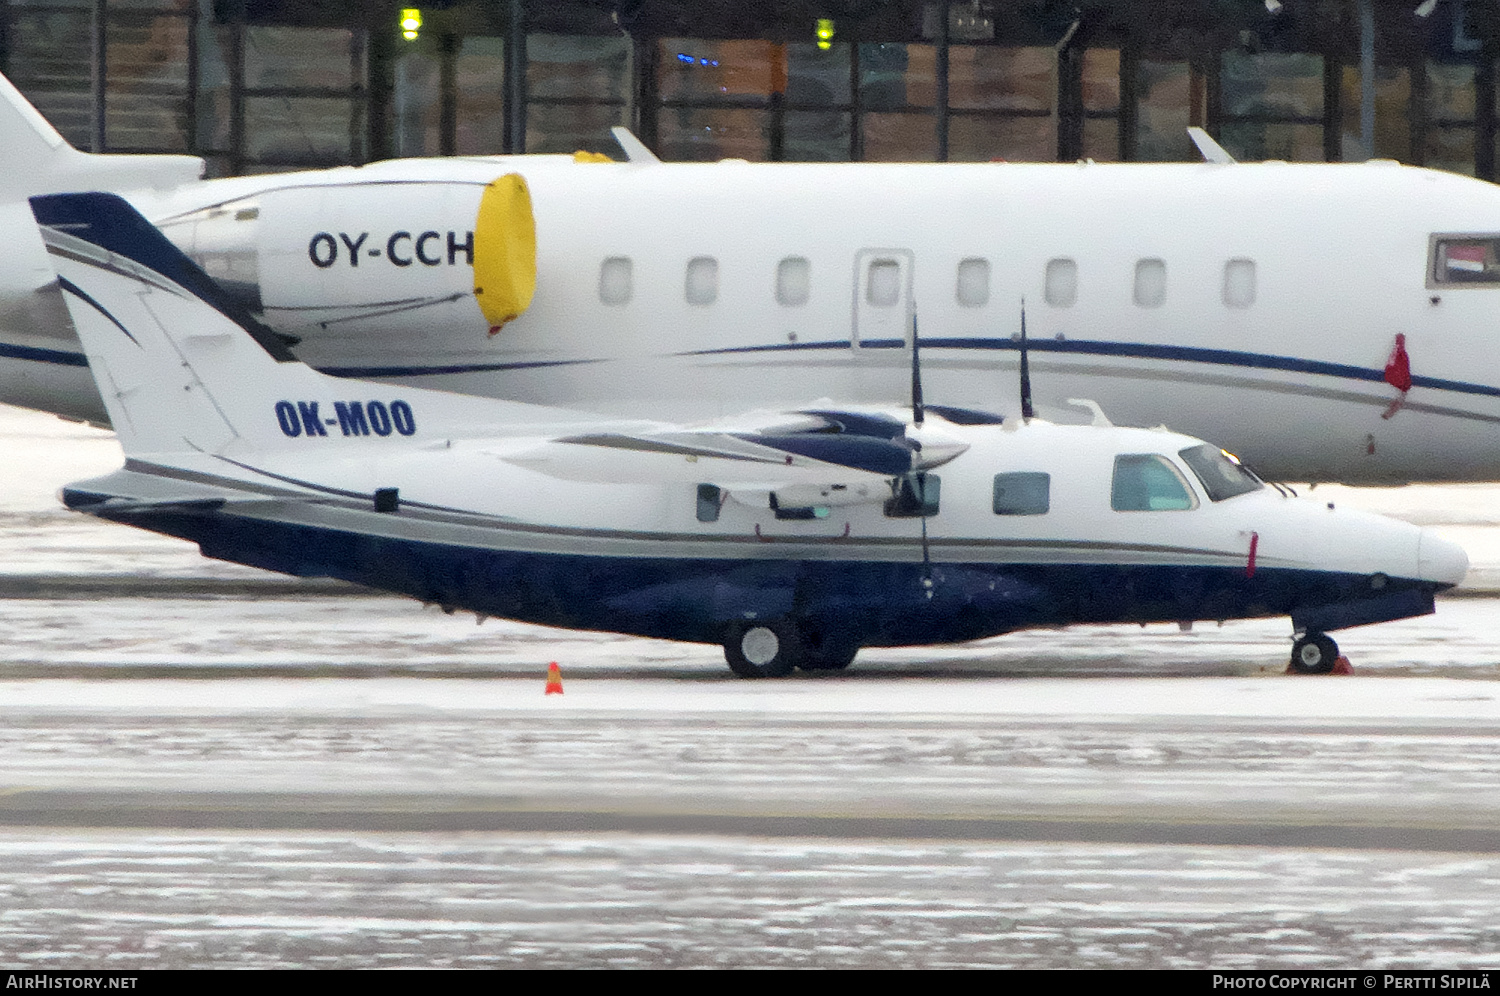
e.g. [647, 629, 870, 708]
[545, 661, 564, 695]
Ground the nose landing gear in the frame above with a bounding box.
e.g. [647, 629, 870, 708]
[1289, 632, 1340, 675]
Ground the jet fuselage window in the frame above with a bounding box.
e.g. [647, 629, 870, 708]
[599, 256, 633, 305]
[1044, 258, 1077, 307]
[685, 256, 718, 305]
[993, 472, 1050, 515]
[1222, 258, 1256, 308]
[776, 256, 811, 306]
[1134, 258, 1166, 308]
[1111, 454, 1199, 511]
[867, 258, 901, 307]
[956, 257, 991, 308]
[1178, 444, 1263, 501]
[1430, 236, 1500, 285]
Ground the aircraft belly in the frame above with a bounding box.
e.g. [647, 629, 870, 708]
[98, 503, 1441, 649]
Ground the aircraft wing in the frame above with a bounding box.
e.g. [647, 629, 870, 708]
[496, 406, 971, 508]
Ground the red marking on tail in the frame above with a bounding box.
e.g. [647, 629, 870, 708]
[1246, 531, 1258, 578]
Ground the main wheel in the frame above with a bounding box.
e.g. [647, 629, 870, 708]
[1290, 632, 1339, 675]
[723, 621, 802, 678]
[796, 626, 860, 672]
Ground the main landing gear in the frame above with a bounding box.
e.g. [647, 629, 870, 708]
[1289, 632, 1340, 675]
[722, 620, 861, 678]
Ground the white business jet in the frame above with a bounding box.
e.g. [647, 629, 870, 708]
[7, 70, 1500, 485]
[33, 192, 1467, 677]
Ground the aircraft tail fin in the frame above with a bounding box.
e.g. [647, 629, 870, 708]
[30, 192, 582, 459]
[1, 70, 203, 198]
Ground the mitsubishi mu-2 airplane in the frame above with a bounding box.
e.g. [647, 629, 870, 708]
[32, 192, 1469, 677]
[5, 71, 1500, 486]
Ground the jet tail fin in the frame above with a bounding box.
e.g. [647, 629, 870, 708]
[0, 70, 203, 198]
[30, 192, 588, 459]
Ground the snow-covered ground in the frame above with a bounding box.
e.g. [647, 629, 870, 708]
[1, 832, 1498, 969]
[3, 403, 1500, 968]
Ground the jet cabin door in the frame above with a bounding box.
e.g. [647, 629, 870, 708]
[853, 249, 914, 348]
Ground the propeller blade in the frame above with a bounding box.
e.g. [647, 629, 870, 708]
[1019, 299, 1035, 420]
[911, 310, 925, 427]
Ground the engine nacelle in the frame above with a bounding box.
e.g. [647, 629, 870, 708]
[155, 174, 536, 356]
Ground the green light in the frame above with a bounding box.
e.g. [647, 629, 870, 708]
[816, 17, 834, 50]
[401, 8, 422, 42]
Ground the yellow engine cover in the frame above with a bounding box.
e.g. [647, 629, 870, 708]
[473, 173, 537, 333]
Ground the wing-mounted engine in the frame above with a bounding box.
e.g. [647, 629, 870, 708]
[154, 172, 537, 355]
[499, 405, 973, 519]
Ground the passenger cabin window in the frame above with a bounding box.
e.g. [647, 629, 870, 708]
[956, 257, 990, 307]
[685, 256, 718, 305]
[1222, 258, 1256, 308]
[776, 256, 810, 306]
[867, 258, 901, 307]
[1178, 444, 1263, 501]
[885, 472, 940, 518]
[1431, 236, 1500, 285]
[993, 472, 1050, 515]
[1134, 258, 1166, 308]
[1044, 258, 1077, 307]
[1111, 455, 1198, 511]
[599, 256, 632, 305]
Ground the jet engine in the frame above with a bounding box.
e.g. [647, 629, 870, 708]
[154, 174, 536, 353]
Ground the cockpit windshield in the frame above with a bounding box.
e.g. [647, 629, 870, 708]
[1178, 444, 1263, 501]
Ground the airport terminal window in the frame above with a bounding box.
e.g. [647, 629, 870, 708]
[1178, 444, 1263, 502]
[1044, 258, 1077, 307]
[1134, 258, 1166, 308]
[599, 256, 632, 305]
[777, 256, 811, 306]
[685, 256, 719, 305]
[1111, 454, 1198, 511]
[1431, 237, 1500, 285]
[1222, 258, 1256, 308]
[956, 258, 991, 307]
[867, 258, 901, 306]
[993, 472, 1050, 515]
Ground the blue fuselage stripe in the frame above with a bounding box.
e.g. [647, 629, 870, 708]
[684, 337, 1500, 399]
[7, 332, 1499, 401]
[0, 340, 89, 367]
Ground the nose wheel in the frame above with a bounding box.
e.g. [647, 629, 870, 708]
[1289, 632, 1339, 675]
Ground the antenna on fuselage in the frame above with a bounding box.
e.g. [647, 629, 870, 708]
[911, 308, 925, 428]
[1019, 299, 1036, 421]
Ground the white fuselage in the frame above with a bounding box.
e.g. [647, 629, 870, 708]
[7, 155, 1500, 485]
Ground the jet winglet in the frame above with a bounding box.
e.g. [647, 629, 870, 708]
[610, 126, 661, 164]
[1187, 127, 1236, 165]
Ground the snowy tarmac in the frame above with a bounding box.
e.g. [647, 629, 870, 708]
[3, 405, 1500, 967]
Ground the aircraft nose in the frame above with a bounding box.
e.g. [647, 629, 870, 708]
[1417, 529, 1469, 587]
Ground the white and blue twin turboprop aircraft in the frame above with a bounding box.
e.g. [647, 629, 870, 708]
[32, 192, 1468, 677]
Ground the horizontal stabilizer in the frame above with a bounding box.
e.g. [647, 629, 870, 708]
[0, 70, 201, 199]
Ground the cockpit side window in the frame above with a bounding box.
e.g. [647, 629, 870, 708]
[1429, 235, 1500, 286]
[1178, 444, 1263, 501]
[1111, 454, 1198, 511]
